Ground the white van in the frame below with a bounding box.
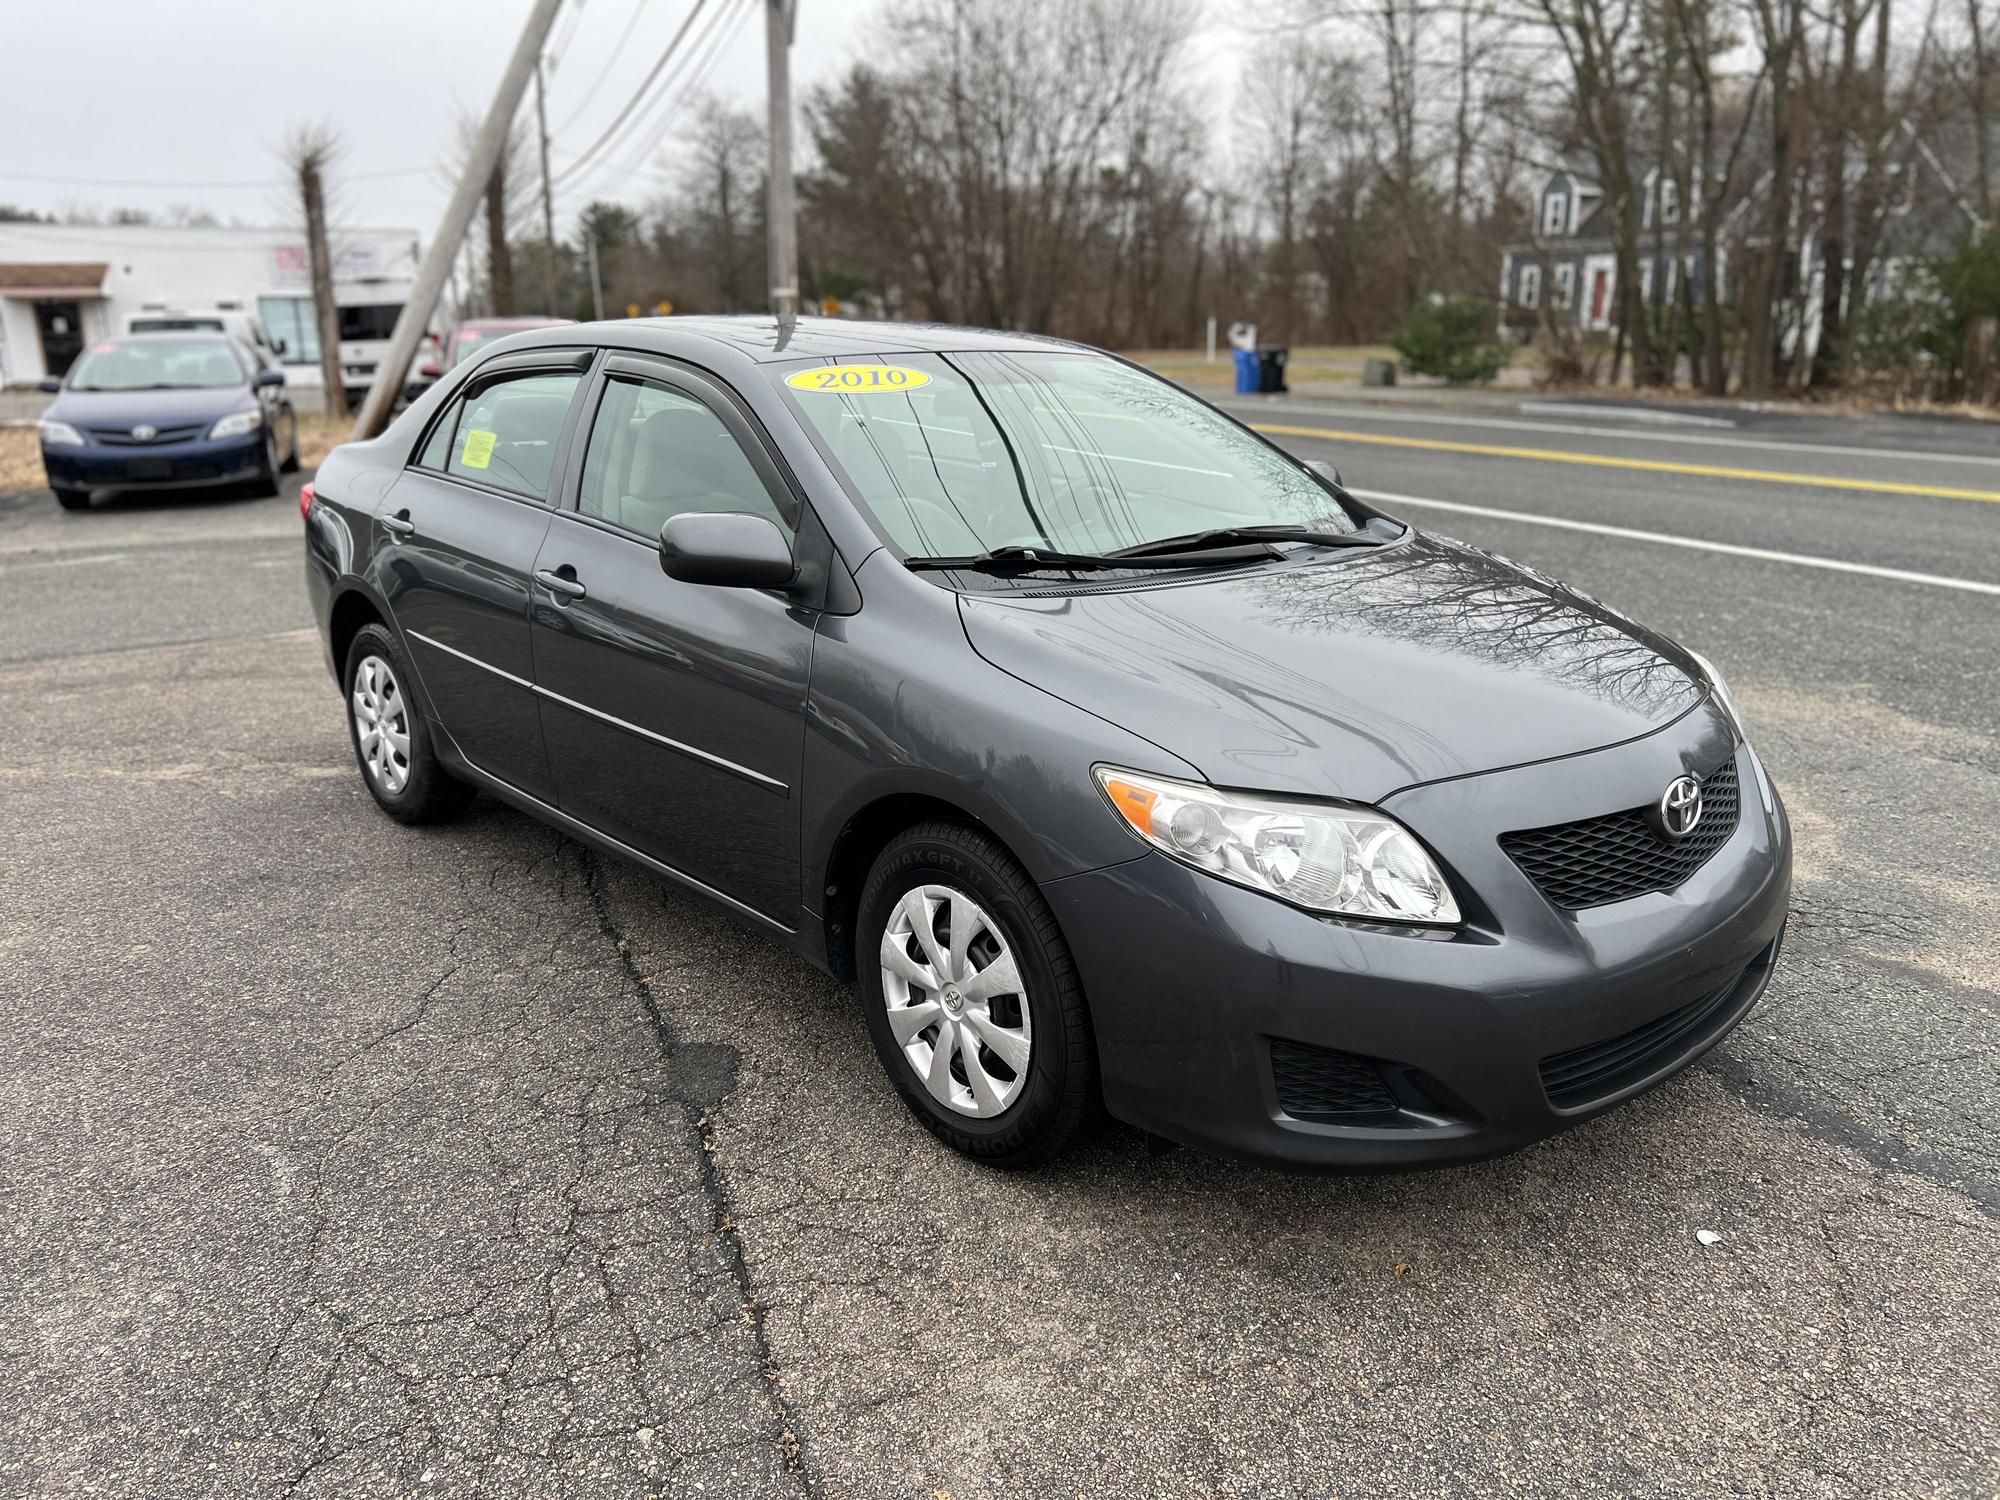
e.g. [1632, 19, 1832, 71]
[125, 304, 279, 365]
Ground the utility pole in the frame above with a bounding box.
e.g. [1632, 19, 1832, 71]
[765, 0, 798, 319]
[354, 0, 564, 439]
[534, 54, 560, 317]
[586, 233, 605, 321]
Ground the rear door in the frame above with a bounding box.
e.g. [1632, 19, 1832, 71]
[529, 355, 816, 924]
[379, 349, 592, 802]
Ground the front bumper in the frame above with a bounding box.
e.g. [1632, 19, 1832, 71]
[42, 431, 265, 492]
[1045, 722, 1791, 1170]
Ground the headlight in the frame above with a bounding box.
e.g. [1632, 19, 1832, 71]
[38, 418, 84, 447]
[208, 408, 264, 440]
[1687, 650, 1744, 740]
[1095, 766, 1461, 925]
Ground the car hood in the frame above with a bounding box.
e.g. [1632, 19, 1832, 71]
[957, 530, 1707, 802]
[49, 386, 251, 428]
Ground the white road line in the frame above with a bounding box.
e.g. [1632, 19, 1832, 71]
[1351, 487, 2000, 598]
[1227, 399, 2000, 470]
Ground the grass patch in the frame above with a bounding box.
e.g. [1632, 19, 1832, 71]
[296, 412, 352, 469]
[0, 427, 44, 492]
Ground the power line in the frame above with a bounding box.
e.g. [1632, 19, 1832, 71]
[550, 0, 650, 134]
[551, 0, 712, 186]
[556, 0, 754, 202]
[555, 0, 737, 187]
[0, 165, 439, 191]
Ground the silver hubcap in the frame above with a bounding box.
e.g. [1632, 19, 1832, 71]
[351, 654, 411, 795]
[879, 884, 1032, 1118]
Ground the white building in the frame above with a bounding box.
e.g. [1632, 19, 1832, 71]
[0, 221, 421, 393]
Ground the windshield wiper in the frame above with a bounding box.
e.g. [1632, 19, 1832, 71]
[903, 543, 1244, 573]
[1108, 524, 1392, 560]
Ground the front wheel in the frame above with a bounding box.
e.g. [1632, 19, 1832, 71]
[858, 821, 1097, 1167]
[248, 428, 281, 498]
[279, 411, 301, 473]
[52, 485, 90, 511]
[343, 623, 474, 824]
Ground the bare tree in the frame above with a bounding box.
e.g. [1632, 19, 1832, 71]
[1744, 0, 1805, 394]
[282, 122, 349, 420]
[1534, 0, 1659, 385]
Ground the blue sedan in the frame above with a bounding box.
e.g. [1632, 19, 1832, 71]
[38, 332, 300, 511]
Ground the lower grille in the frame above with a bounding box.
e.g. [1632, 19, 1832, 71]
[1501, 761, 1741, 911]
[1539, 971, 1745, 1110]
[1271, 1039, 1399, 1119]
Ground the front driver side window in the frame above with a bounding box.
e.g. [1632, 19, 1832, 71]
[578, 378, 789, 538]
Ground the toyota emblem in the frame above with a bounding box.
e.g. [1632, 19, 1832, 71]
[131, 424, 156, 441]
[1657, 774, 1704, 839]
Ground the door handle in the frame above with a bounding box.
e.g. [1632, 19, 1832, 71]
[535, 567, 587, 600]
[381, 511, 415, 538]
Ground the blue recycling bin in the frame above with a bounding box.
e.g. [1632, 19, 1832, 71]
[1233, 347, 1258, 394]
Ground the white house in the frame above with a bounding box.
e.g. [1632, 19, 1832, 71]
[0, 222, 421, 393]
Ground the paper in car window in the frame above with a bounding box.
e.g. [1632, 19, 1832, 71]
[460, 429, 497, 469]
[785, 365, 932, 394]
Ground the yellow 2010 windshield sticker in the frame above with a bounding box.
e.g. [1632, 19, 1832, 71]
[460, 429, 497, 469]
[785, 364, 932, 394]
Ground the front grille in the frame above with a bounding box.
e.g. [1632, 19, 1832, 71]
[88, 423, 203, 446]
[1539, 969, 1747, 1109]
[1271, 1039, 1399, 1119]
[1500, 761, 1740, 910]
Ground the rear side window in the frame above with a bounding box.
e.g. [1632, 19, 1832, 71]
[577, 377, 790, 538]
[418, 370, 581, 501]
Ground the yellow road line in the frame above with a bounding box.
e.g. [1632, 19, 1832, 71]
[1249, 422, 2000, 506]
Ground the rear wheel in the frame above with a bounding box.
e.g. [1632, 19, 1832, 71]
[52, 485, 90, 512]
[858, 821, 1097, 1167]
[343, 623, 474, 824]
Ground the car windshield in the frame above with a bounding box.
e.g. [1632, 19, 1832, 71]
[67, 338, 245, 391]
[769, 350, 1354, 561]
[450, 329, 497, 366]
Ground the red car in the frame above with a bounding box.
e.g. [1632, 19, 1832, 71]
[442, 316, 573, 371]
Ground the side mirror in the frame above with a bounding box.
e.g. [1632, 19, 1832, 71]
[1304, 457, 1343, 488]
[37, 377, 61, 393]
[659, 511, 796, 589]
[256, 368, 286, 388]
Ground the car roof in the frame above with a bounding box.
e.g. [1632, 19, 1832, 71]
[497, 314, 1094, 366]
[458, 316, 570, 329]
[107, 330, 236, 346]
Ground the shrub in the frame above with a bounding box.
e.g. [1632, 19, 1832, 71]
[1391, 295, 1508, 383]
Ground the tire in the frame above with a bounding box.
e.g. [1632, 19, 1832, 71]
[279, 411, 301, 473]
[52, 485, 90, 511]
[343, 623, 475, 825]
[249, 429, 282, 498]
[858, 820, 1097, 1167]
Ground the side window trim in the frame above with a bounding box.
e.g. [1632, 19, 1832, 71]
[406, 349, 601, 508]
[563, 356, 803, 537]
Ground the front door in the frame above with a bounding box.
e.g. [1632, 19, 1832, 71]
[379, 355, 588, 803]
[36, 300, 84, 377]
[531, 357, 814, 924]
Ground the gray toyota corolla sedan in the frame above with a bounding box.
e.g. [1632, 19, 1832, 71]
[303, 317, 1790, 1169]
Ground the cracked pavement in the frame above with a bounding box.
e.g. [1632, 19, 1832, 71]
[0, 464, 1995, 1498]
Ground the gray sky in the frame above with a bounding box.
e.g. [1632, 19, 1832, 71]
[5, 0, 1247, 237]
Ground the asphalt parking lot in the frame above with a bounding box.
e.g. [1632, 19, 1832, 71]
[1, 400, 1996, 1499]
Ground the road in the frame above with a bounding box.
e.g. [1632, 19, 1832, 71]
[1, 398, 1995, 1499]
